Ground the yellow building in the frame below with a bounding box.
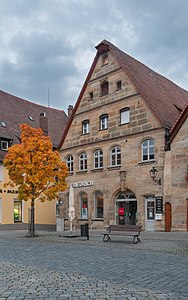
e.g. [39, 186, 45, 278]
[0, 90, 68, 230]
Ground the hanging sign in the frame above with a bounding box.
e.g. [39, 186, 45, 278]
[155, 196, 163, 213]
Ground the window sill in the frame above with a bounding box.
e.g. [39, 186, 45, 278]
[119, 122, 129, 126]
[77, 219, 88, 222]
[81, 133, 89, 136]
[76, 170, 88, 174]
[91, 168, 103, 172]
[92, 219, 104, 222]
[138, 160, 155, 166]
[68, 172, 74, 176]
[107, 165, 121, 170]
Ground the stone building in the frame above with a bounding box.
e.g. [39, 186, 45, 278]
[0, 90, 68, 230]
[59, 40, 188, 231]
[164, 105, 188, 231]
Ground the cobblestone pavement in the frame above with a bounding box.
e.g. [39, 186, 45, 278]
[0, 230, 187, 299]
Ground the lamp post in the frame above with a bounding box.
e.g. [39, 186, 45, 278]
[149, 166, 161, 185]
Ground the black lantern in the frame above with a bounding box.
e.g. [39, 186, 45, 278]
[149, 166, 161, 185]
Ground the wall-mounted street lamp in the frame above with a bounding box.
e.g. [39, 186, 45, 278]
[149, 166, 161, 185]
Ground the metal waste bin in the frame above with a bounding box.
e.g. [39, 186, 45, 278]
[80, 224, 89, 240]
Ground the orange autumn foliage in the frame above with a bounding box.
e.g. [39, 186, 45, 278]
[4, 124, 68, 205]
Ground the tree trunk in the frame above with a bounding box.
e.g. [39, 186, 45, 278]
[28, 199, 38, 237]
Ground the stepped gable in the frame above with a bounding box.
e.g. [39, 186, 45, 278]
[97, 40, 188, 129]
[0, 90, 68, 149]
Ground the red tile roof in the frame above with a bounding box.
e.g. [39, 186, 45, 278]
[0, 90, 68, 160]
[59, 40, 188, 148]
[170, 104, 188, 143]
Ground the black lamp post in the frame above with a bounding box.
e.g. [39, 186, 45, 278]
[149, 166, 161, 185]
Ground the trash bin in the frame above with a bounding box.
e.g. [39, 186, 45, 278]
[80, 224, 89, 240]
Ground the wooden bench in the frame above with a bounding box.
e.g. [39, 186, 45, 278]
[103, 224, 142, 244]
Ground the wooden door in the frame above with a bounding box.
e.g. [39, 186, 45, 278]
[165, 202, 172, 232]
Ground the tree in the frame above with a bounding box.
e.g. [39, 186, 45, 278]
[4, 124, 68, 237]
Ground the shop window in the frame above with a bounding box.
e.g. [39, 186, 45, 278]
[82, 120, 89, 134]
[100, 114, 108, 130]
[94, 149, 103, 169]
[120, 108, 130, 125]
[79, 152, 87, 171]
[14, 200, 22, 222]
[95, 191, 104, 219]
[110, 146, 121, 166]
[66, 155, 74, 173]
[142, 139, 154, 161]
[80, 192, 88, 219]
[101, 81, 109, 96]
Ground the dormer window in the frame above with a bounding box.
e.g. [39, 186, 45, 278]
[28, 116, 34, 121]
[1, 121, 6, 127]
[1, 140, 9, 151]
[101, 81, 109, 96]
[102, 53, 108, 66]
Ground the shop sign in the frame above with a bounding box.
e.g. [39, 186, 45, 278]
[72, 181, 94, 188]
[118, 207, 124, 215]
[155, 196, 163, 213]
[0, 189, 18, 194]
[155, 213, 162, 220]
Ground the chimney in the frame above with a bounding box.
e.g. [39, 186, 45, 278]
[39, 112, 48, 136]
[68, 105, 73, 117]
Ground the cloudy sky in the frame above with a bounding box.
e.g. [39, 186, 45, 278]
[0, 0, 188, 113]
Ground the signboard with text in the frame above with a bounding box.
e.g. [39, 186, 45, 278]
[155, 196, 163, 214]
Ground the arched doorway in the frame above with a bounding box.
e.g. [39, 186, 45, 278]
[165, 202, 172, 232]
[116, 191, 137, 225]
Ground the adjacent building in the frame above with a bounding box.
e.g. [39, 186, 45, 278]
[59, 40, 188, 231]
[0, 90, 68, 230]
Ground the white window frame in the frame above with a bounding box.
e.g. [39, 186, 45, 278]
[94, 149, 103, 169]
[142, 139, 155, 161]
[1, 140, 8, 151]
[79, 152, 87, 171]
[82, 120, 89, 134]
[110, 146, 121, 166]
[66, 155, 74, 173]
[100, 114, 108, 130]
[120, 108, 130, 125]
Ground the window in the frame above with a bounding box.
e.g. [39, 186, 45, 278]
[66, 155, 74, 173]
[0, 163, 3, 181]
[100, 114, 108, 130]
[14, 200, 22, 222]
[116, 81, 122, 90]
[142, 139, 154, 161]
[1, 140, 8, 151]
[89, 92, 93, 100]
[28, 116, 34, 121]
[80, 192, 88, 219]
[120, 108, 130, 124]
[79, 152, 87, 171]
[110, 146, 121, 166]
[101, 81, 109, 96]
[82, 120, 89, 134]
[94, 149, 103, 169]
[102, 53, 108, 65]
[95, 192, 104, 218]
